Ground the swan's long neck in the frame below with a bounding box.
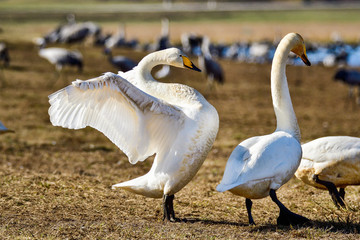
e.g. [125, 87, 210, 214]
[137, 51, 167, 83]
[271, 36, 300, 142]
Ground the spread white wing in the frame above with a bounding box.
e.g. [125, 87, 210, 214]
[48, 72, 185, 164]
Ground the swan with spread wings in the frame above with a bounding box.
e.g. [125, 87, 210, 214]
[48, 48, 219, 222]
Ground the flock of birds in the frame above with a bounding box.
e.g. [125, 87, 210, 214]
[2, 16, 360, 101]
[1, 17, 360, 226]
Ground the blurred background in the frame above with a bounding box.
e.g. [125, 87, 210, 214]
[2, 0, 360, 43]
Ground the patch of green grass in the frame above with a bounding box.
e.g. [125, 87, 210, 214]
[1, 0, 360, 24]
[221, 10, 360, 23]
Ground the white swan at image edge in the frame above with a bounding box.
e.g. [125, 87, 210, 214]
[295, 136, 360, 208]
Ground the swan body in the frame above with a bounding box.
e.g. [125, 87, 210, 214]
[154, 65, 170, 79]
[48, 48, 219, 220]
[58, 21, 100, 44]
[218, 131, 301, 199]
[296, 136, 360, 188]
[295, 136, 360, 208]
[145, 18, 171, 52]
[334, 69, 360, 105]
[0, 42, 10, 67]
[198, 54, 224, 85]
[181, 33, 203, 56]
[42, 19, 100, 45]
[198, 36, 224, 90]
[155, 18, 171, 51]
[105, 24, 126, 49]
[217, 33, 311, 225]
[104, 48, 137, 72]
[110, 55, 137, 72]
[39, 47, 83, 72]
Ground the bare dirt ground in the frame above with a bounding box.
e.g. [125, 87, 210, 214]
[0, 23, 360, 239]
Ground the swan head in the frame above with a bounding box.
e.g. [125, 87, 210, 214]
[289, 33, 311, 66]
[163, 48, 201, 72]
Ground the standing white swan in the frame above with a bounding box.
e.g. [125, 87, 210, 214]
[216, 33, 311, 226]
[48, 48, 219, 222]
[38, 47, 83, 72]
[295, 136, 360, 208]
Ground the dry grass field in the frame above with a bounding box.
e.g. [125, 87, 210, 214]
[1, 18, 360, 239]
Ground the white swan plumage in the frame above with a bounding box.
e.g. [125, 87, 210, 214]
[295, 136, 360, 208]
[217, 33, 311, 226]
[39, 47, 83, 72]
[48, 47, 219, 221]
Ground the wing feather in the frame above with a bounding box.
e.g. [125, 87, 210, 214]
[217, 133, 301, 192]
[49, 72, 184, 164]
[301, 136, 360, 169]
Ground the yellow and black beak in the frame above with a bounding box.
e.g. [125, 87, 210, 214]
[292, 43, 311, 66]
[300, 53, 311, 66]
[300, 45, 311, 66]
[182, 55, 201, 72]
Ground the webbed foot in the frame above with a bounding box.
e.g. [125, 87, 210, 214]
[270, 189, 310, 226]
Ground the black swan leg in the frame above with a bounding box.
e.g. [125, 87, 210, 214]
[339, 187, 346, 201]
[312, 174, 346, 208]
[269, 189, 309, 226]
[163, 194, 178, 222]
[245, 198, 255, 225]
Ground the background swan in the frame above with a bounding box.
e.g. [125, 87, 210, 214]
[217, 33, 311, 226]
[37, 42, 83, 73]
[0, 42, 10, 67]
[48, 48, 219, 222]
[295, 136, 360, 208]
[333, 68, 360, 105]
[154, 65, 170, 79]
[104, 48, 137, 72]
[198, 36, 225, 90]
